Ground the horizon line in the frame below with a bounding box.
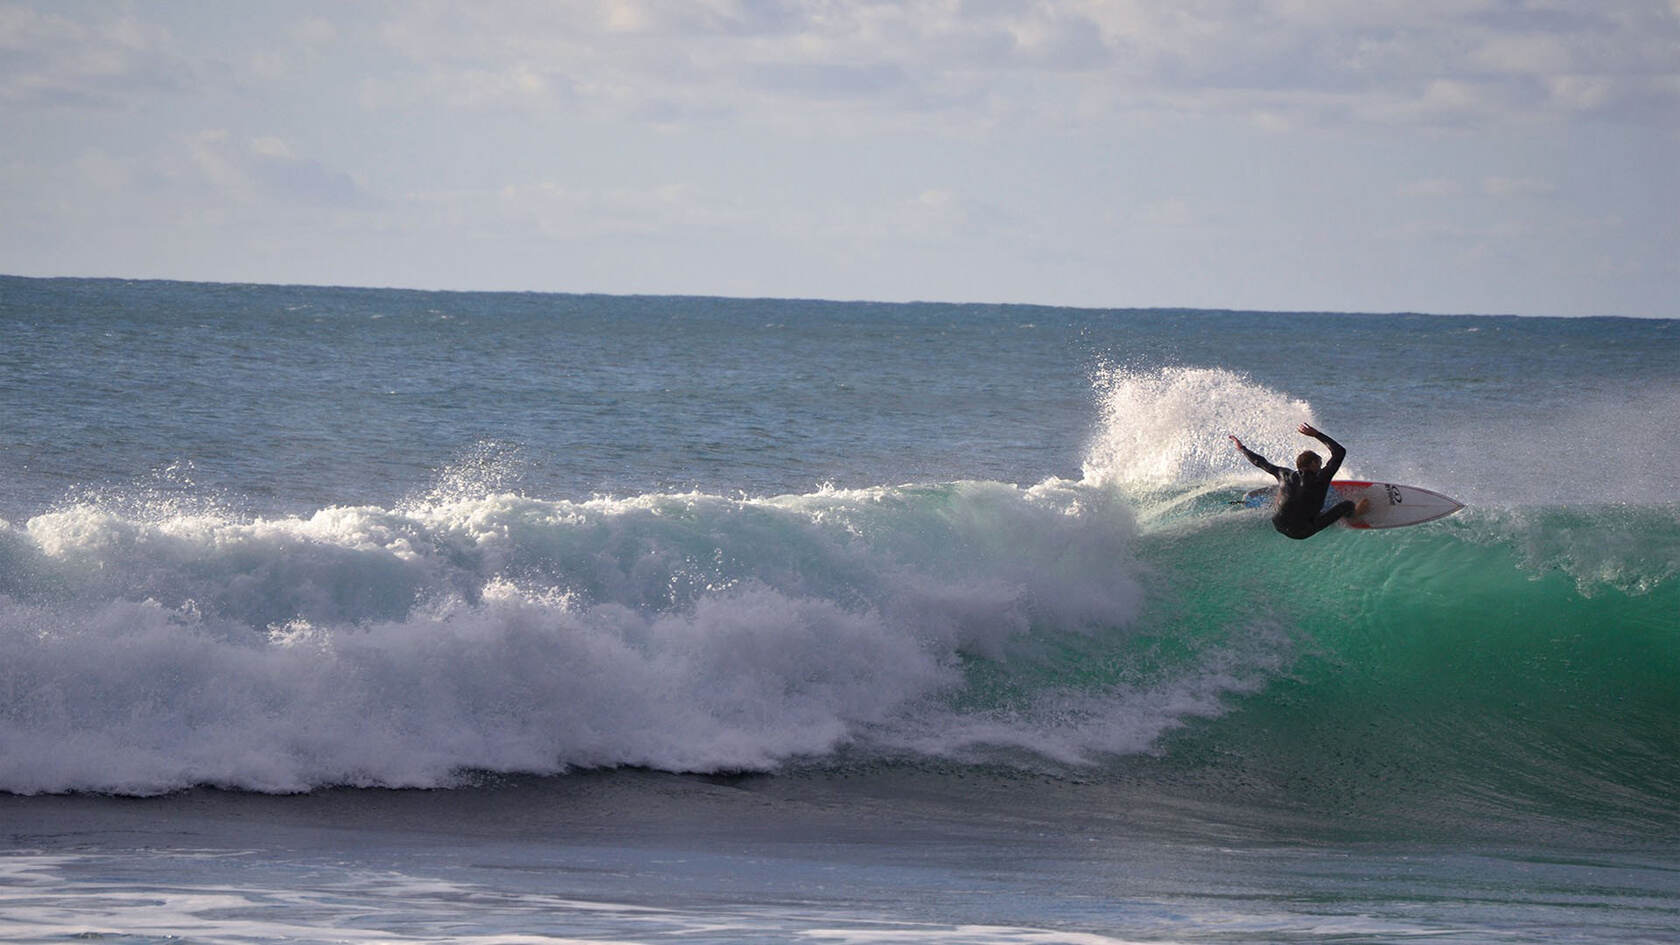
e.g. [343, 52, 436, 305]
[1, 271, 1664, 322]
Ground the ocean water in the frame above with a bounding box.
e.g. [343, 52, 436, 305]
[1, 274, 1676, 943]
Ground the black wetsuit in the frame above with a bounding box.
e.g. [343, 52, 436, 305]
[1237, 434, 1356, 540]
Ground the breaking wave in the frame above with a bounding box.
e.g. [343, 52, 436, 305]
[1, 366, 1674, 825]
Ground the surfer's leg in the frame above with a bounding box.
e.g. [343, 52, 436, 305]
[1274, 496, 1358, 540]
[1309, 500, 1358, 534]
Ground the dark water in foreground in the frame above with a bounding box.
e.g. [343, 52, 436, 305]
[6, 770, 1677, 944]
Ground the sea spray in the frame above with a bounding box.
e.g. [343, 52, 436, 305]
[1083, 365, 1322, 487]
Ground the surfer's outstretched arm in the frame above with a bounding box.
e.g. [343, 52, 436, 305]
[1297, 423, 1347, 478]
[1229, 435, 1282, 479]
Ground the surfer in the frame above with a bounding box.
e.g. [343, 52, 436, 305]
[1229, 423, 1369, 540]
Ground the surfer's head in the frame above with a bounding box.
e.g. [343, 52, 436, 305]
[1295, 450, 1322, 473]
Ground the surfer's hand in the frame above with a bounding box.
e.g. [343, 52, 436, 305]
[1228, 434, 1244, 451]
[1297, 423, 1320, 438]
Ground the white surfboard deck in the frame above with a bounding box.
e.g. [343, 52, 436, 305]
[1241, 479, 1464, 529]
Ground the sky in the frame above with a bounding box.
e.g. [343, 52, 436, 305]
[2, 1, 1677, 316]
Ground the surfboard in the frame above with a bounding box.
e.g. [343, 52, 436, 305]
[1239, 480, 1464, 529]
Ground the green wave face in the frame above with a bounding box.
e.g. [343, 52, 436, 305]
[1077, 497, 1680, 835]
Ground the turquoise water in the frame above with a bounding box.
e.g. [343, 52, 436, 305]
[1, 275, 1677, 942]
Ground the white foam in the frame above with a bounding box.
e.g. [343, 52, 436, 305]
[875, 627, 1290, 767]
[1, 366, 1365, 794]
[0, 477, 1274, 795]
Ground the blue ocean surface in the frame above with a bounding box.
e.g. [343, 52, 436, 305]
[1, 274, 1677, 943]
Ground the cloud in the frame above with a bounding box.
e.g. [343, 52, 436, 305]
[1482, 176, 1557, 199]
[348, 0, 1679, 132]
[250, 15, 348, 81]
[794, 186, 1029, 262]
[9, 1, 1674, 131]
[746, 61, 911, 100]
[1404, 178, 1464, 197]
[401, 179, 750, 242]
[1403, 175, 1557, 202]
[188, 132, 376, 209]
[291, 17, 340, 47]
[70, 148, 133, 192]
[1138, 197, 1197, 227]
[434, 62, 567, 109]
[0, 5, 192, 108]
[1471, 32, 1576, 76]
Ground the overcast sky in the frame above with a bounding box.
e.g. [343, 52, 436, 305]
[3, 1, 1677, 315]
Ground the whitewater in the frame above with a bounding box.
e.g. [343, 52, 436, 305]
[1, 275, 1676, 944]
